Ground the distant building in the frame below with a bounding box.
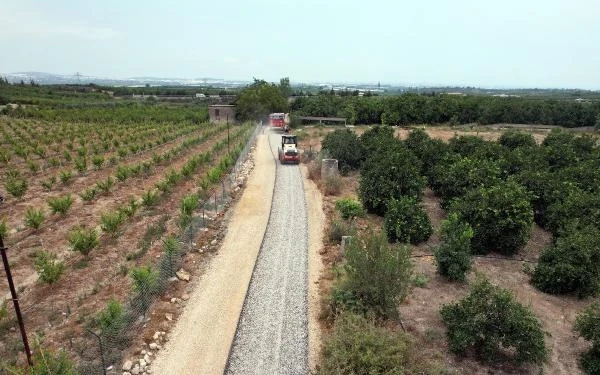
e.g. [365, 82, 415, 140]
[209, 104, 236, 124]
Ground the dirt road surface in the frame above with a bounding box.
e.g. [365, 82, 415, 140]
[150, 133, 275, 374]
[225, 132, 309, 374]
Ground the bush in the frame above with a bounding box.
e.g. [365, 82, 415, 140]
[33, 250, 64, 284]
[359, 141, 425, 216]
[24, 207, 45, 230]
[130, 266, 159, 312]
[328, 219, 356, 245]
[405, 129, 451, 177]
[142, 190, 160, 206]
[575, 301, 600, 374]
[440, 278, 547, 364]
[450, 180, 533, 255]
[0, 219, 7, 238]
[321, 129, 364, 174]
[317, 312, 409, 375]
[47, 195, 73, 215]
[434, 213, 474, 281]
[92, 155, 104, 169]
[323, 174, 342, 195]
[68, 226, 98, 256]
[341, 229, 413, 319]
[499, 130, 537, 149]
[532, 227, 600, 298]
[180, 194, 198, 216]
[6, 338, 77, 375]
[4, 173, 28, 198]
[335, 198, 365, 219]
[384, 196, 432, 244]
[98, 298, 127, 339]
[100, 211, 124, 235]
[360, 125, 396, 161]
[161, 235, 181, 277]
[59, 170, 73, 185]
[79, 187, 97, 202]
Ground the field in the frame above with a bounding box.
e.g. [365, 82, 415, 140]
[0, 88, 255, 372]
[297, 124, 600, 374]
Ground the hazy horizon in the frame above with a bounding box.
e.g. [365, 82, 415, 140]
[1, 0, 599, 90]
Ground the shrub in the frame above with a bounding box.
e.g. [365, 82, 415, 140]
[100, 211, 124, 235]
[575, 301, 600, 374]
[59, 170, 73, 185]
[321, 129, 364, 174]
[95, 176, 114, 194]
[405, 129, 451, 177]
[180, 194, 198, 216]
[79, 187, 97, 202]
[33, 250, 64, 284]
[341, 229, 413, 319]
[440, 278, 547, 364]
[499, 130, 537, 149]
[24, 207, 45, 230]
[115, 165, 130, 181]
[359, 141, 425, 216]
[41, 176, 56, 191]
[317, 312, 410, 375]
[68, 226, 98, 256]
[47, 195, 73, 215]
[74, 157, 87, 173]
[328, 219, 356, 244]
[335, 198, 365, 219]
[450, 180, 533, 255]
[98, 298, 127, 338]
[532, 227, 600, 298]
[4, 172, 28, 198]
[91, 155, 104, 169]
[0, 219, 7, 238]
[6, 339, 77, 375]
[323, 174, 342, 195]
[161, 235, 181, 277]
[434, 213, 473, 282]
[142, 190, 160, 206]
[384, 196, 432, 244]
[130, 266, 159, 312]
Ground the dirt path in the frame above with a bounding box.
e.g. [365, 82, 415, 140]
[150, 133, 275, 374]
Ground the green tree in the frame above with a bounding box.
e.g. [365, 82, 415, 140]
[532, 227, 600, 298]
[434, 213, 474, 281]
[234, 78, 288, 121]
[359, 141, 425, 216]
[322, 129, 364, 174]
[575, 301, 600, 374]
[341, 229, 413, 320]
[440, 278, 547, 364]
[450, 180, 533, 255]
[384, 196, 432, 244]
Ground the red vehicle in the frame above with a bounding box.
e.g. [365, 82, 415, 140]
[269, 113, 285, 129]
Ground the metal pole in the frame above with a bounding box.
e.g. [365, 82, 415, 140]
[0, 235, 33, 366]
[227, 114, 230, 154]
[86, 329, 106, 375]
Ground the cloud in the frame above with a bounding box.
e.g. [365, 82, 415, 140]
[0, 5, 121, 41]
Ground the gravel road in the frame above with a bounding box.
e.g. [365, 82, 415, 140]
[226, 131, 309, 375]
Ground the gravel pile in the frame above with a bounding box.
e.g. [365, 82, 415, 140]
[226, 132, 309, 375]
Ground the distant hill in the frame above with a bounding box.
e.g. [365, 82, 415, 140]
[0, 71, 250, 88]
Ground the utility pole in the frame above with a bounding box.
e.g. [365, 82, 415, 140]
[227, 114, 230, 154]
[0, 234, 32, 366]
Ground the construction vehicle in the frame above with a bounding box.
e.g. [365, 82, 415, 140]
[278, 134, 299, 164]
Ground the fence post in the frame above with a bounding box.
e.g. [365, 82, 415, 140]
[86, 329, 107, 375]
[0, 235, 33, 367]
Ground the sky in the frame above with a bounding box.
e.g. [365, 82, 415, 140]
[0, 0, 599, 89]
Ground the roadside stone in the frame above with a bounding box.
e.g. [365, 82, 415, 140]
[122, 360, 133, 371]
[153, 332, 160, 340]
[131, 364, 140, 375]
[122, 372, 131, 375]
[165, 313, 173, 321]
[149, 342, 158, 350]
[211, 239, 217, 246]
[144, 354, 151, 364]
[139, 359, 146, 368]
[176, 269, 190, 282]
[181, 293, 190, 301]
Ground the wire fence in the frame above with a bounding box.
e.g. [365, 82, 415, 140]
[0, 122, 262, 375]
